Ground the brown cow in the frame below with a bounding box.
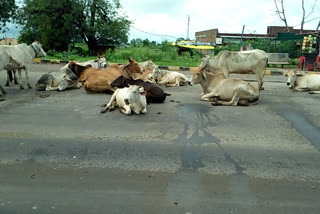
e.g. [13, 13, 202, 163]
[68, 58, 143, 93]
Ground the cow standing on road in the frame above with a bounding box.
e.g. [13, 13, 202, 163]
[0, 38, 19, 87]
[0, 41, 47, 95]
[199, 49, 268, 90]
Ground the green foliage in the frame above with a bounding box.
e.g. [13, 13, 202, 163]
[0, 0, 17, 32]
[17, 0, 74, 51]
[17, 0, 131, 55]
[45, 41, 202, 66]
[214, 39, 300, 59]
[104, 41, 203, 66]
[70, 0, 131, 55]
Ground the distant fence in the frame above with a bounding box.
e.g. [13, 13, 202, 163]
[267, 53, 289, 65]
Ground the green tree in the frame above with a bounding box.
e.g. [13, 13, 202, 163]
[18, 0, 74, 51]
[0, 0, 17, 33]
[70, 0, 131, 55]
[18, 0, 131, 55]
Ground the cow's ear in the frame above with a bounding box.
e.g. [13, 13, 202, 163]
[94, 59, 98, 62]
[295, 71, 303, 76]
[139, 91, 146, 96]
[128, 57, 133, 62]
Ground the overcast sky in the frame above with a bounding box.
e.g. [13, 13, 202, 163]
[120, 0, 320, 42]
[2, 0, 320, 42]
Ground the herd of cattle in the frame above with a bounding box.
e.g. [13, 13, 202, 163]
[1, 41, 320, 115]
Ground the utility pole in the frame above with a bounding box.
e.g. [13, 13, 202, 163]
[187, 15, 190, 40]
[239, 25, 245, 51]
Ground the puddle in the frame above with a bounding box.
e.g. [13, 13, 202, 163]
[176, 103, 245, 173]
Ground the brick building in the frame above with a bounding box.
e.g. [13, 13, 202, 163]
[194, 26, 319, 53]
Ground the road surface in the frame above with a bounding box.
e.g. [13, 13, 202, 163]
[0, 64, 320, 214]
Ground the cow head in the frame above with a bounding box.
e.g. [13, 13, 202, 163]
[68, 61, 92, 77]
[35, 73, 51, 90]
[126, 85, 146, 102]
[111, 76, 130, 88]
[64, 68, 79, 83]
[122, 58, 143, 76]
[31, 42, 47, 58]
[97, 55, 108, 68]
[286, 70, 303, 89]
[151, 67, 162, 83]
[125, 85, 147, 113]
[190, 66, 205, 85]
[199, 55, 210, 70]
[141, 59, 157, 70]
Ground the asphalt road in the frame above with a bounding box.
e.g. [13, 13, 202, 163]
[0, 64, 320, 214]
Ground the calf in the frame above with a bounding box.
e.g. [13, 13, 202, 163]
[151, 67, 190, 87]
[35, 68, 81, 91]
[101, 85, 147, 115]
[286, 70, 320, 94]
[111, 76, 170, 104]
[190, 67, 260, 106]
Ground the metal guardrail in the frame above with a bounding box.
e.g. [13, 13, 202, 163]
[267, 53, 289, 65]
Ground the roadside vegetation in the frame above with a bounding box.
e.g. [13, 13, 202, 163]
[44, 38, 301, 68]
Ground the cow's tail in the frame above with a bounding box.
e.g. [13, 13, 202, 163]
[265, 58, 269, 70]
[7, 70, 13, 83]
[164, 93, 171, 96]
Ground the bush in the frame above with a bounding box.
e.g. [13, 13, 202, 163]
[288, 58, 299, 65]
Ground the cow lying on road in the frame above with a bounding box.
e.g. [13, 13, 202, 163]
[68, 58, 143, 93]
[101, 85, 147, 115]
[0, 42, 47, 95]
[151, 67, 190, 87]
[286, 70, 320, 94]
[191, 67, 260, 106]
[199, 49, 268, 90]
[60, 55, 107, 72]
[35, 68, 81, 91]
[111, 76, 170, 104]
[139, 59, 157, 71]
[131, 60, 157, 82]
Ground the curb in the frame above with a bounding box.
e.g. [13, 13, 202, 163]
[34, 59, 318, 76]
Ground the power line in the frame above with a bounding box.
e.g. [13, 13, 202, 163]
[131, 26, 178, 39]
[292, 15, 320, 27]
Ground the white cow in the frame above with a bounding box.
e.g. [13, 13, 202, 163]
[35, 68, 81, 91]
[60, 56, 108, 72]
[0, 42, 46, 94]
[0, 38, 19, 87]
[139, 59, 157, 70]
[130, 60, 158, 82]
[199, 49, 268, 90]
[101, 85, 147, 115]
[151, 67, 190, 87]
[286, 70, 320, 94]
[191, 67, 260, 106]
